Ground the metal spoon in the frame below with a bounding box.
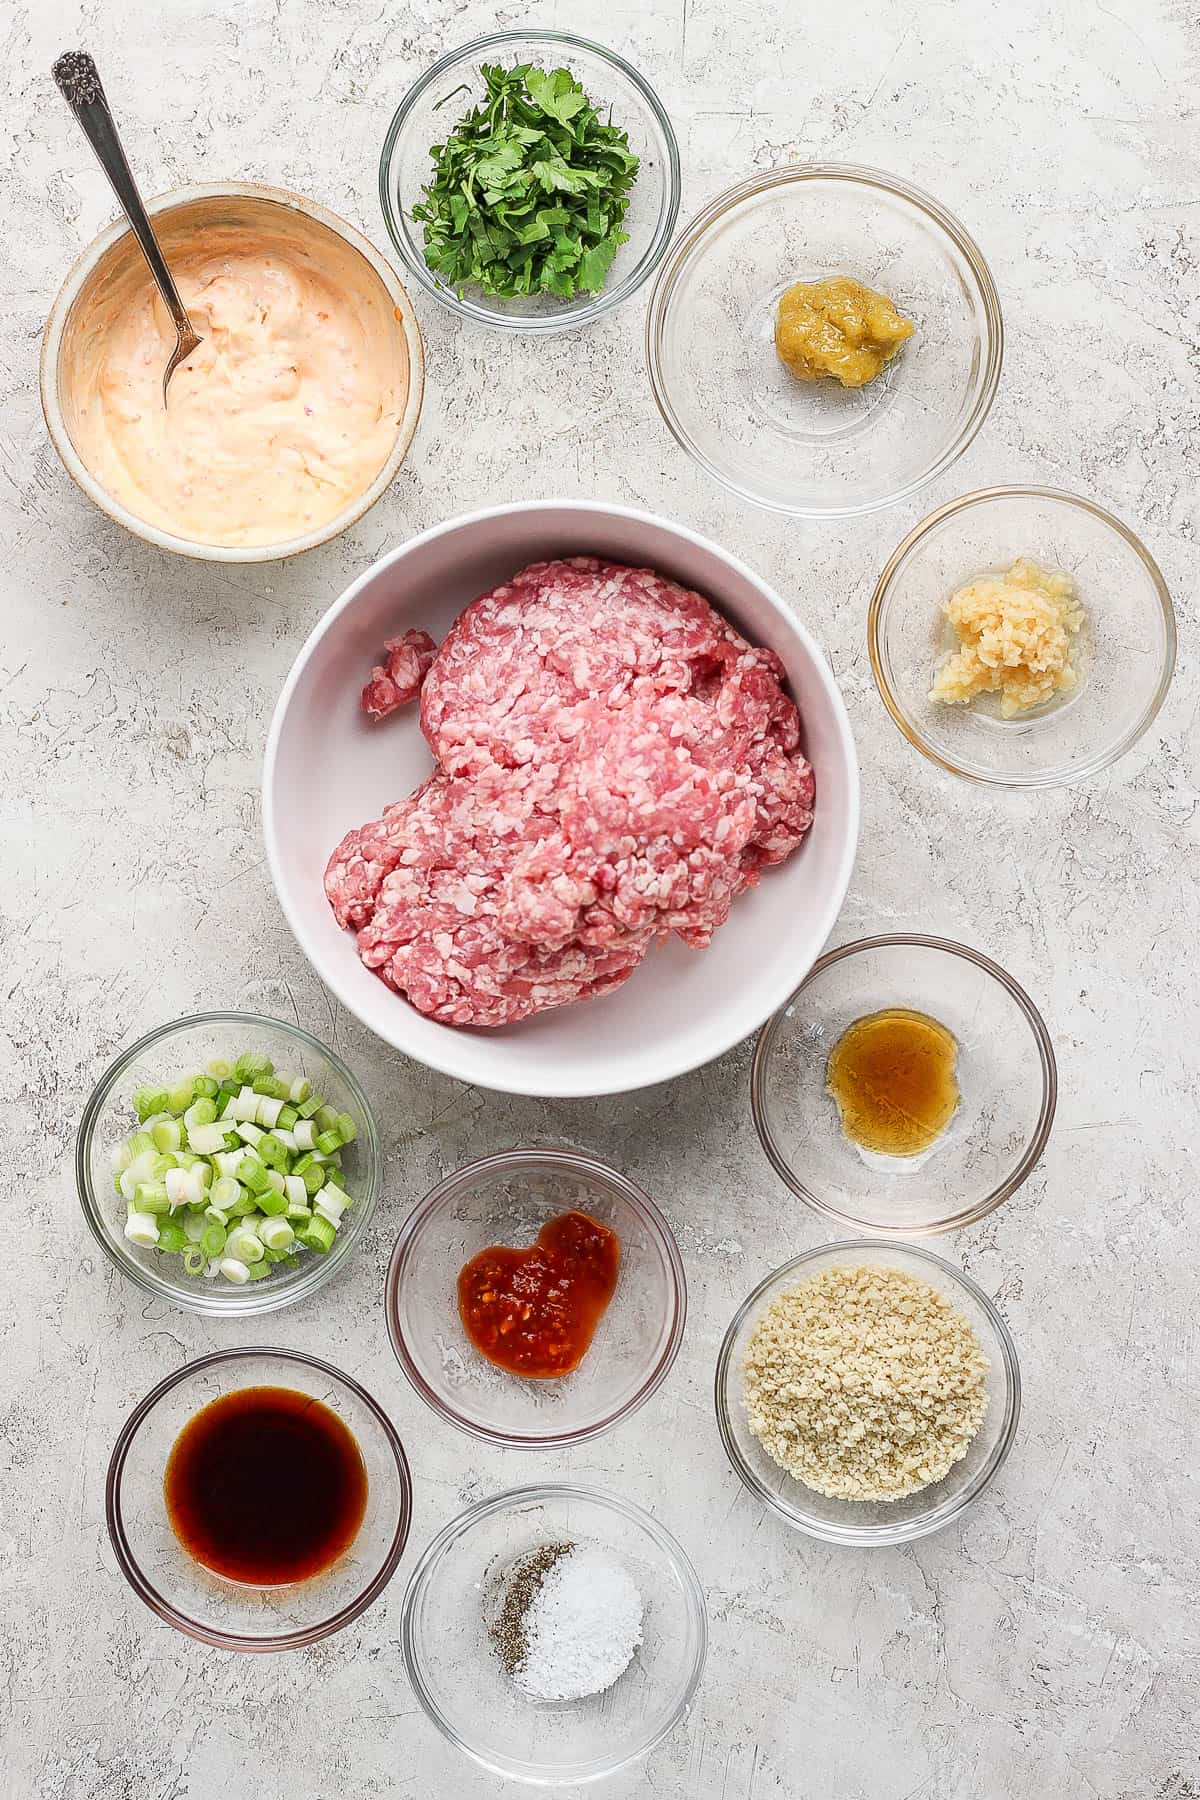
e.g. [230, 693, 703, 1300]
[52, 50, 203, 404]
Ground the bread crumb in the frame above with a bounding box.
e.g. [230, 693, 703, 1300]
[742, 1264, 988, 1502]
[930, 557, 1083, 719]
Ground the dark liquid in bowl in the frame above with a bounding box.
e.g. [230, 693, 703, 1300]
[164, 1385, 367, 1585]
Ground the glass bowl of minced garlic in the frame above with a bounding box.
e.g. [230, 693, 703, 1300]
[869, 485, 1176, 787]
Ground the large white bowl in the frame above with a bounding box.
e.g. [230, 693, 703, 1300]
[263, 502, 859, 1097]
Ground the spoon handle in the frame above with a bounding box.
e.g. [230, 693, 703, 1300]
[52, 51, 195, 345]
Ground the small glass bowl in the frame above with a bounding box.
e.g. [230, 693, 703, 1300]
[106, 1348, 412, 1650]
[76, 1013, 380, 1315]
[645, 164, 1002, 517]
[751, 935, 1056, 1236]
[385, 1150, 686, 1448]
[379, 31, 681, 334]
[402, 1484, 707, 1784]
[869, 486, 1177, 786]
[715, 1242, 1021, 1545]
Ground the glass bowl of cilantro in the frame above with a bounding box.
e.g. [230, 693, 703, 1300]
[379, 31, 680, 331]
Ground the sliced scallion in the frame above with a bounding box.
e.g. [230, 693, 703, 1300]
[186, 1120, 232, 1156]
[296, 1215, 336, 1254]
[107, 1059, 358, 1285]
[232, 1051, 272, 1086]
[151, 1119, 182, 1154]
[124, 1210, 160, 1247]
[166, 1079, 195, 1114]
[201, 1222, 227, 1258]
[259, 1216, 294, 1253]
[183, 1098, 217, 1133]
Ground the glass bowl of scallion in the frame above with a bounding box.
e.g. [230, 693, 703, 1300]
[379, 31, 680, 333]
[76, 1013, 381, 1315]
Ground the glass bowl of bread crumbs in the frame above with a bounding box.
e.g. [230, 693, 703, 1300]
[869, 486, 1176, 788]
[715, 1242, 1020, 1544]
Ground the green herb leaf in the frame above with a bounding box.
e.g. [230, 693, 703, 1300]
[525, 66, 590, 124]
[578, 230, 626, 294]
[410, 61, 640, 302]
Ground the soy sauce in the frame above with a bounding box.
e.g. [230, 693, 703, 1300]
[164, 1386, 367, 1586]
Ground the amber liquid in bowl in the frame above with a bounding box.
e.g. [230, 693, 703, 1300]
[826, 1007, 960, 1156]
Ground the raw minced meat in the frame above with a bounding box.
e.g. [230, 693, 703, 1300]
[329, 767, 649, 1028]
[327, 558, 816, 1027]
[361, 629, 438, 722]
[422, 559, 785, 773]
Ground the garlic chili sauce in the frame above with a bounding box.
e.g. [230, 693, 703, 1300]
[457, 1210, 620, 1378]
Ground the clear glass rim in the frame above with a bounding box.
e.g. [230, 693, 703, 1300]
[377, 29, 682, 333]
[713, 1239, 1022, 1546]
[400, 1480, 708, 1785]
[749, 933, 1058, 1236]
[385, 1148, 687, 1448]
[75, 1010, 381, 1315]
[105, 1346, 413, 1651]
[644, 161, 1005, 519]
[867, 484, 1179, 787]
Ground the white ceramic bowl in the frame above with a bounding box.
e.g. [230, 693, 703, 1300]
[263, 501, 860, 1097]
[41, 182, 425, 563]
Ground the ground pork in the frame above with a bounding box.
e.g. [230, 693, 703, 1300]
[327, 558, 815, 1027]
[361, 629, 438, 722]
[334, 767, 651, 1027]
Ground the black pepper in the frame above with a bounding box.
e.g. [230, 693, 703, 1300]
[487, 1540, 574, 1677]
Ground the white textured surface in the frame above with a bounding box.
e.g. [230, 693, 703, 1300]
[2, 2, 1197, 1797]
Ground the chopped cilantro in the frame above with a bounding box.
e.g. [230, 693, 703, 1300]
[411, 62, 640, 302]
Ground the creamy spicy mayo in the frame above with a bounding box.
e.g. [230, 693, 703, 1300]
[66, 212, 409, 547]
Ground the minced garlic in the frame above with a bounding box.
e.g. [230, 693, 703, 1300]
[742, 1264, 988, 1502]
[930, 556, 1084, 719]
